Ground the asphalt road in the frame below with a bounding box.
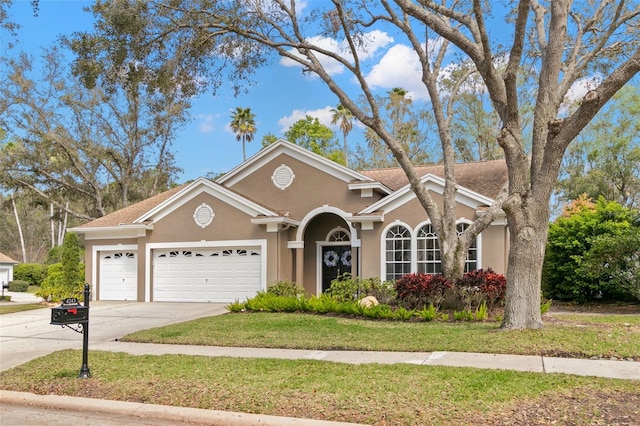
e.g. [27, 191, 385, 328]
[1, 403, 197, 426]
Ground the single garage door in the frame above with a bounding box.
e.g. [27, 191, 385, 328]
[153, 248, 262, 302]
[99, 251, 138, 300]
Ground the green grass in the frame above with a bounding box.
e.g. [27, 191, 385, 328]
[0, 303, 47, 315]
[0, 350, 637, 425]
[121, 312, 640, 360]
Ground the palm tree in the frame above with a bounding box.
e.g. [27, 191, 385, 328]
[230, 107, 257, 161]
[330, 104, 354, 167]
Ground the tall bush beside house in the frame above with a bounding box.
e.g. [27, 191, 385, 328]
[543, 196, 638, 302]
[578, 229, 640, 302]
[36, 232, 85, 302]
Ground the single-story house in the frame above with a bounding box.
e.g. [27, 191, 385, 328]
[0, 252, 19, 286]
[71, 139, 508, 302]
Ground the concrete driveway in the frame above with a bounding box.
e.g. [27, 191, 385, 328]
[0, 300, 227, 372]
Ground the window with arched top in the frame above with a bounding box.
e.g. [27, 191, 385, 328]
[385, 224, 411, 281]
[326, 227, 350, 242]
[417, 223, 441, 274]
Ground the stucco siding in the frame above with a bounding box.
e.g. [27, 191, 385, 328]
[226, 154, 383, 220]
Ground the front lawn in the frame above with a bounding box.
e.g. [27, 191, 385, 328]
[0, 350, 637, 425]
[0, 303, 47, 315]
[121, 311, 640, 360]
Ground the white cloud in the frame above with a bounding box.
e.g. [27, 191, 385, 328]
[564, 75, 602, 103]
[559, 75, 603, 116]
[196, 114, 216, 133]
[364, 44, 429, 100]
[277, 106, 336, 133]
[279, 30, 393, 76]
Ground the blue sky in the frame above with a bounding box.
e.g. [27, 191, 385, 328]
[2, 0, 399, 182]
[2, 1, 604, 184]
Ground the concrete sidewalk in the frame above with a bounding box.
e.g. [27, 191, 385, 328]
[92, 340, 640, 380]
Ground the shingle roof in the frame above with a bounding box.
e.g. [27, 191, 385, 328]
[74, 160, 508, 229]
[358, 159, 507, 199]
[75, 184, 188, 228]
[0, 252, 19, 263]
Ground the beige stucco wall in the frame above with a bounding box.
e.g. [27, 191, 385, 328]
[148, 192, 266, 242]
[227, 153, 383, 221]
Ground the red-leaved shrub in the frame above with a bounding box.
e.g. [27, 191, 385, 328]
[454, 268, 506, 311]
[394, 273, 453, 309]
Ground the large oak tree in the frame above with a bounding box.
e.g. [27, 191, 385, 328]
[71, 0, 640, 329]
[0, 47, 188, 220]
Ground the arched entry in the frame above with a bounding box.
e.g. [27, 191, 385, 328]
[298, 209, 358, 295]
[319, 227, 352, 292]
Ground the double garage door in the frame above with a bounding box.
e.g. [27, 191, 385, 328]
[153, 247, 262, 302]
[99, 246, 262, 302]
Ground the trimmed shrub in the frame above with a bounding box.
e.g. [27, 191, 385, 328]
[13, 263, 48, 286]
[327, 274, 396, 304]
[395, 273, 452, 310]
[8, 280, 29, 292]
[267, 281, 305, 297]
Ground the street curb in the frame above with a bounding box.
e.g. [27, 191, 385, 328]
[0, 390, 368, 426]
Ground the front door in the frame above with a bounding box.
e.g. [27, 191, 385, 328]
[321, 245, 352, 292]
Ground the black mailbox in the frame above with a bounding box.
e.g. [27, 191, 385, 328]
[51, 299, 89, 325]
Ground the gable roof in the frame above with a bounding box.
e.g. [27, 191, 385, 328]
[359, 159, 507, 199]
[217, 139, 379, 188]
[74, 178, 285, 231]
[74, 184, 188, 229]
[0, 252, 19, 264]
[359, 172, 497, 216]
[71, 147, 508, 232]
[135, 177, 279, 223]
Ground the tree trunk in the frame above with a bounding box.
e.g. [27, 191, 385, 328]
[501, 198, 548, 329]
[11, 193, 27, 263]
[50, 203, 55, 248]
[60, 202, 69, 246]
[342, 133, 349, 168]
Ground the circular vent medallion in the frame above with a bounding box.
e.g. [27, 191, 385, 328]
[193, 203, 214, 228]
[272, 164, 295, 190]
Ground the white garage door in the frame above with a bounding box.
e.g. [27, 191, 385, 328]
[153, 248, 262, 302]
[99, 251, 138, 301]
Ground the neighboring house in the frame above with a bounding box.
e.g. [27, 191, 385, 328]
[71, 139, 509, 303]
[0, 252, 19, 286]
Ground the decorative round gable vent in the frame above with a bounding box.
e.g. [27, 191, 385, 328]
[193, 203, 214, 228]
[272, 164, 295, 190]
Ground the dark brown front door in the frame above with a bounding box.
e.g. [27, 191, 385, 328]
[321, 245, 351, 292]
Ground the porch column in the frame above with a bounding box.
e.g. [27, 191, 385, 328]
[289, 241, 305, 287]
[295, 247, 304, 286]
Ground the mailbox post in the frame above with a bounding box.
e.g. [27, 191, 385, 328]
[50, 283, 91, 378]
